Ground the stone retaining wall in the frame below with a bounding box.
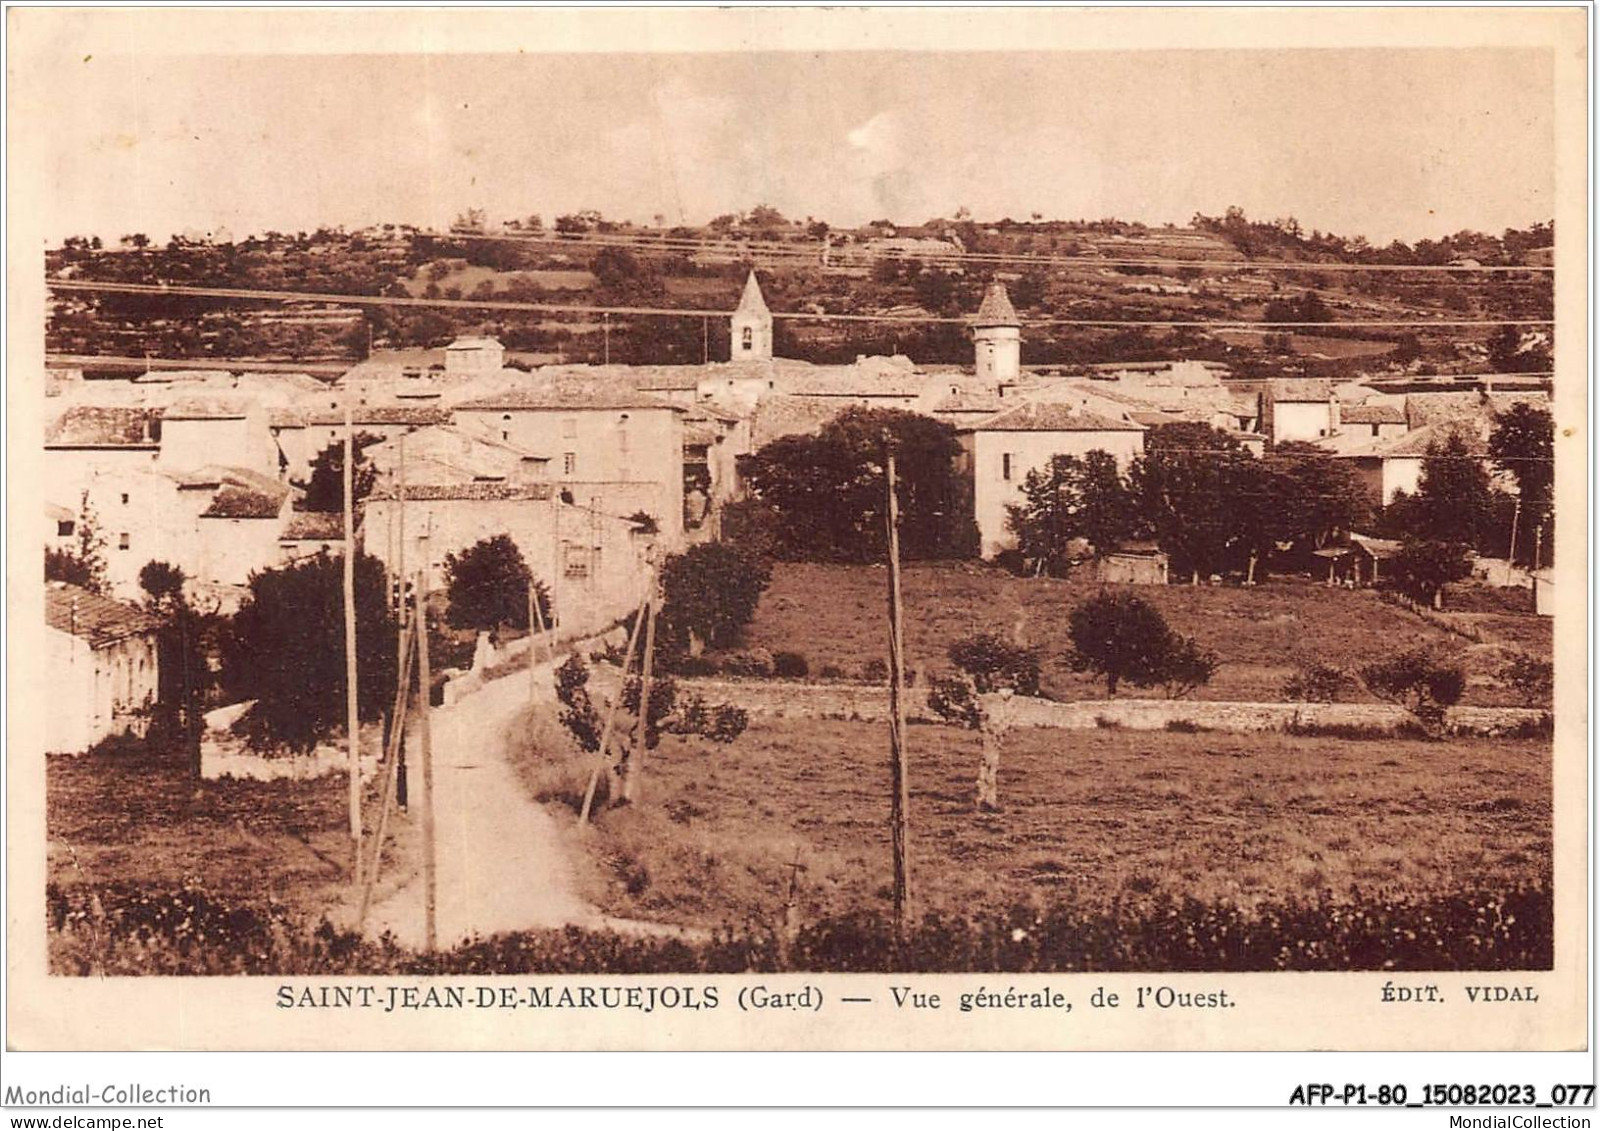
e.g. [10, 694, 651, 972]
[596, 672, 1547, 737]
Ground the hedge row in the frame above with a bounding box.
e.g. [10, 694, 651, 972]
[48, 881, 1552, 975]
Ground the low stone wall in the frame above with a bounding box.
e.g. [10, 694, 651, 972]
[593, 671, 1547, 737]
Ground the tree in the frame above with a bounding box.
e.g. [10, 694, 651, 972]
[1489, 403, 1555, 563]
[44, 492, 108, 594]
[1005, 450, 1133, 576]
[443, 534, 551, 633]
[1129, 424, 1255, 583]
[298, 432, 382, 513]
[1487, 324, 1549, 373]
[1261, 442, 1372, 556]
[924, 633, 1039, 812]
[1414, 432, 1494, 547]
[138, 561, 214, 774]
[656, 541, 773, 656]
[1388, 539, 1472, 609]
[221, 552, 397, 752]
[1065, 592, 1217, 697]
[913, 269, 956, 312]
[1359, 648, 1465, 733]
[741, 407, 974, 562]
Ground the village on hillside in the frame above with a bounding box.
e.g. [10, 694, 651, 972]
[40, 222, 1560, 976]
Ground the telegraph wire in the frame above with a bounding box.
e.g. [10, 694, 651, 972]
[45, 279, 1557, 329]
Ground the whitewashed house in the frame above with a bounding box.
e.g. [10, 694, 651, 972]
[963, 401, 1146, 559]
[44, 582, 161, 754]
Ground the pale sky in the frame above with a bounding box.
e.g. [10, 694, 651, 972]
[37, 48, 1554, 246]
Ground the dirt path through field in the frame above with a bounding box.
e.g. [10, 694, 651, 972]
[363, 665, 593, 948]
[363, 656, 698, 949]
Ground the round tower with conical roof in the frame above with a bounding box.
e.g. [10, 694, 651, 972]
[730, 270, 773, 361]
[971, 281, 1021, 384]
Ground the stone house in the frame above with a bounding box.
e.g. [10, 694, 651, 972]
[44, 581, 161, 754]
[452, 383, 686, 545]
[961, 401, 1146, 559]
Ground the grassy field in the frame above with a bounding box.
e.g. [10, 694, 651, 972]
[46, 739, 371, 920]
[528, 714, 1550, 931]
[740, 562, 1549, 706]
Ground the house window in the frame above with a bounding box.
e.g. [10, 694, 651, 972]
[1371, 424, 1380, 437]
[563, 545, 590, 580]
[120, 493, 130, 505]
[118, 532, 130, 551]
[561, 417, 577, 438]
[1002, 453, 1013, 481]
[741, 327, 753, 351]
[563, 452, 577, 476]
[618, 427, 629, 453]
[502, 431, 510, 442]
[57, 520, 74, 537]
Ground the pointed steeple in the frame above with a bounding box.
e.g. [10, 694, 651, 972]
[730, 270, 774, 361]
[972, 282, 1019, 328]
[736, 270, 770, 316]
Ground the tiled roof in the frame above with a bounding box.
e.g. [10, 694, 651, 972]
[1268, 378, 1332, 402]
[45, 406, 161, 448]
[45, 582, 159, 646]
[445, 336, 504, 350]
[779, 370, 927, 397]
[454, 384, 680, 412]
[973, 401, 1145, 433]
[304, 405, 452, 427]
[972, 283, 1020, 327]
[932, 393, 1007, 414]
[162, 394, 254, 420]
[634, 371, 702, 391]
[683, 421, 720, 446]
[1367, 420, 1488, 459]
[366, 482, 556, 502]
[1340, 403, 1406, 425]
[748, 395, 848, 449]
[281, 512, 345, 540]
[198, 468, 290, 519]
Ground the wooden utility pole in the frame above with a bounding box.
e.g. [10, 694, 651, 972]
[624, 587, 658, 805]
[358, 617, 416, 931]
[579, 595, 648, 824]
[342, 397, 363, 887]
[884, 446, 911, 939]
[1509, 496, 1522, 566]
[550, 491, 563, 645]
[394, 432, 408, 808]
[414, 570, 437, 951]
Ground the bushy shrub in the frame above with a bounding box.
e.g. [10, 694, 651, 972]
[1283, 661, 1354, 703]
[1500, 654, 1553, 703]
[860, 659, 889, 684]
[667, 654, 721, 678]
[48, 880, 1554, 975]
[1359, 649, 1466, 732]
[720, 649, 774, 678]
[706, 705, 749, 744]
[772, 651, 809, 679]
[818, 664, 847, 681]
[927, 675, 982, 729]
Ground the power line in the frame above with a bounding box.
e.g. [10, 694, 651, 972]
[45, 279, 1557, 330]
[429, 228, 1557, 275]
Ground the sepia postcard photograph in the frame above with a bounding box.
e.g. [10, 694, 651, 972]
[4, 6, 1589, 1064]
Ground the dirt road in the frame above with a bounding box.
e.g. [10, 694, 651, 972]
[364, 660, 596, 949]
